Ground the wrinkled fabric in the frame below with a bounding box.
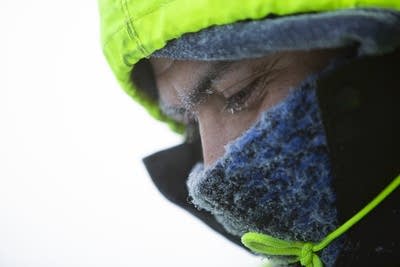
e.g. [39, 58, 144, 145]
[187, 73, 342, 267]
[153, 9, 400, 60]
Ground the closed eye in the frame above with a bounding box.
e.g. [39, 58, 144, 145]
[223, 78, 262, 113]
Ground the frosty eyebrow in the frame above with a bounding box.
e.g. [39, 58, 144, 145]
[158, 61, 235, 123]
[180, 61, 234, 110]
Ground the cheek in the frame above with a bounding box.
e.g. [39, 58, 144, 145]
[196, 96, 262, 165]
[257, 83, 293, 114]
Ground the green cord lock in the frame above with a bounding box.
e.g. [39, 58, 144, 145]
[242, 174, 400, 267]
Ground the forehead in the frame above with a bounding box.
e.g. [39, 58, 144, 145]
[150, 58, 215, 86]
[150, 58, 206, 102]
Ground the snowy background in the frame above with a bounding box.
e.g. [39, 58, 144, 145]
[0, 1, 263, 266]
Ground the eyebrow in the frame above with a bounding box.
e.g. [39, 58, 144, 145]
[180, 61, 234, 110]
[158, 61, 236, 122]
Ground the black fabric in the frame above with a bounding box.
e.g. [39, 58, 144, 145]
[142, 140, 243, 247]
[317, 52, 400, 266]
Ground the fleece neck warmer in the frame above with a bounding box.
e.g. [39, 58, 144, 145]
[187, 74, 342, 267]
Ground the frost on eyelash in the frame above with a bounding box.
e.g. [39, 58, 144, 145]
[224, 102, 246, 114]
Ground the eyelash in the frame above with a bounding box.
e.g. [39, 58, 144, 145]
[223, 77, 263, 114]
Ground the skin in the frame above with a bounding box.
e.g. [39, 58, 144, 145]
[150, 50, 342, 165]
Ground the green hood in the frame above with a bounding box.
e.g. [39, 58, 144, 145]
[98, 0, 400, 133]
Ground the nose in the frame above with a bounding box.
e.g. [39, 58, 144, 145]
[197, 115, 230, 166]
[196, 96, 258, 166]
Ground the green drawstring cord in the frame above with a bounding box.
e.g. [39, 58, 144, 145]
[241, 174, 400, 267]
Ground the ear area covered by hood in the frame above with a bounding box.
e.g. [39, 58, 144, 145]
[316, 51, 400, 266]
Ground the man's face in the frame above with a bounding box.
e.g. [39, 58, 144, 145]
[150, 50, 339, 165]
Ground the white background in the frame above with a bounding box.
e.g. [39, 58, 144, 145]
[0, 1, 264, 266]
